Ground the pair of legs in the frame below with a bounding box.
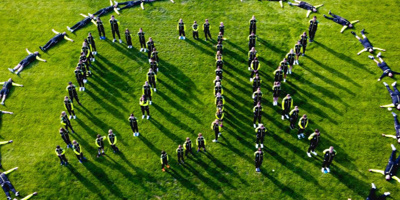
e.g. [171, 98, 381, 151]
[141, 106, 150, 116]
[197, 144, 206, 152]
[255, 161, 262, 170]
[214, 129, 220, 141]
[149, 79, 156, 89]
[249, 27, 256, 34]
[130, 122, 139, 133]
[76, 77, 85, 88]
[112, 28, 121, 39]
[64, 122, 75, 133]
[282, 108, 289, 118]
[289, 117, 297, 129]
[388, 150, 400, 166]
[76, 153, 85, 162]
[66, 108, 76, 117]
[42, 39, 58, 50]
[58, 154, 68, 164]
[385, 84, 400, 97]
[110, 144, 119, 152]
[298, 128, 305, 138]
[62, 135, 72, 147]
[367, 187, 389, 200]
[179, 30, 185, 36]
[161, 160, 169, 169]
[70, 21, 86, 32]
[301, 43, 307, 54]
[139, 38, 146, 48]
[97, 146, 105, 157]
[0, 89, 10, 104]
[177, 155, 184, 163]
[204, 30, 212, 40]
[307, 142, 317, 153]
[2, 182, 18, 199]
[193, 31, 199, 39]
[256, 137, 264, 145]
[253, 114, 262, 124]
[12, 60, 30, 74]
[309, 30, 316, 42]
[98, 26, 106, 38]
[69, 94, 81, 105]
[185, 148, 192, 156]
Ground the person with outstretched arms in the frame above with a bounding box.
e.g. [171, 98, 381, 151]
[8, 49, 46, 75]
[324, 10, 359, 33]
[352, 29, 386, 55]
[39, 30, 74, 52]
[382, 112, 400, 143]
[369, 144, 400, 182]
[0, 78, 23, 105]
[67, 14, 95, 33]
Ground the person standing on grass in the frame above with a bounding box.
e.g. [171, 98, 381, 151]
[219, 22, 225, 37]
[289, 106, 299, 129]
[280, 58, 289, 82]
[95, 134, 106, 158]
[250, 57, 261, 81]
[288, 1, 323, 18]
[146, 37, 155, 59]
[217, 32, 224, 44]
[217, 101, 224, 113]
[176, 145, 184, 164]
[249, 15, 256, 34]
[147, 68, 157, 92]
[108, 129, 119, 153]
[138, 28, 146, 51]
[8, 49, 46, 75]
[66, 82, 81, 105]
[214, 82, 223, 96]
[255, 124, 266, 149]
[60, 111, 75, 133]
[366, 183, 390, 200]
[0, 78, 23, 105]
[142, 81, 153, 105]
[273, 66, 283, 83]
[192, 21, 199, 40]
[125, 28, 133, 49]
[139, 95, 150, 119]
[281, 94, 293, 120]
[72, 140, 86, 163]
[129, 114, 139, 136]
[64, 96, 76, 120]
[298, 114, 308, 139]
[0, 167, 20, 199]
[300, 32, 307, 56]
[82, 39, 95, 63]
[252, 74, 262, 92]
[183, 137, 193, 156]
[196, 133, 207, 152]
[215, 108, 224, 122]
[151, 48, 159, 62]
[286, 49, 295, 74]
[149, 58, 159, 73]
[382, 112, 400, 143]
[161, 150, 170, 172]
[248, 47, 258, 69]
[59, 128, 72, 148]
[308, 16, 318, 42]
[214, 76, 221, 86]
[324, 11, 359, 33]
[215, 92, 225, 106]
[307, 129, 320, 157]
[352, 29, 386, 55]
[95, 17, 106, 40]
[216, 66, 223, 80]
[109, 15, 122, 43]
[254, 148, 263, 172]
[55, 145, 68, 166]
[252, 87, 262, 106]
[272, 81, 281, 106]
[211, 119, 222, 143]
[248, 32, 257, 50]
[294, 41, 302, 65]
[177, 19, 186, 40]
[253, 102, 263, 128]
[74, 66, 85, 92]
[369, 144, 400, 182]
[216, 41, 223, 54]
[39, 30, 74, 52]
[216, 51, 223, 61]
[369, 54, 399, 81]
[322, 146, 336, 173]
[380, 82, 400, 110]
[87, 33, 97, 55]
[203, 19, 212, 41]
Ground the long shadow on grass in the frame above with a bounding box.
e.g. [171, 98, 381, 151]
[158, 79, 198, 105]
[166, 168, 208, 199]
[224, 61, 249, 82]
[152, 103, 195, 134]
[260, 170, 307, 200]
[82, 161, 126, 199]
[88, 77, 130, 111]
[96, 54, 138, 80]
[184, 39, 215, 57]
[224, 49, 247, 64]
[225, 40, 247, 55]
[330, 165, 368, 198]
[156, 90, 202, 122]
[150, 118, 183, 145]
[258, 38, 287, 57]
[104, 40, 147, 65]
[67, 165, 106, 200]
[138, 135, 162, 155]
[315, 41, 375, 75]
[85, 90, 126, 120]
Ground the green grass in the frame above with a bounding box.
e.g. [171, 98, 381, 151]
[1, 0, 400, 199]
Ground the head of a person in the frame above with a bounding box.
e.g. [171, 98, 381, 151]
[179, 19, 183, 23]
[295, 105, 299, 110]
[297, 41, 301, 45]
[62, 32, 67, 35]
[303, 32, 307, 36]
[277, 66, 282, 71]
[260, 124, 264, 128]
[194, 20, 197, 24]
[61, 111, 66, 116]
[255, 74, 259, 79]
[329, 146, 334, 153]
[113, 4, 118, 8]
[64, 96, 69, 101]
[220, 22, 223, 26]
[251, 47, 255, 52]
[251, 32, 255, 36]
[111, 15, 115, 20]
[161, 150, 165, 154]
[205, 19, 209, 23]
[178, 145, 182, 148]
[73, 140, 77, 145]
[139, 28, 143, 32]
[69, 81, 73, 86]
[315, 129, 320, 135]
[368, 48, 374, 53]
[389, 72, 393, 78]
[254, 57, 258, 61]
[140, 95, 145, 101]
[34, 51, 39, 56]
[216, 92, 221, 97]
[217, 51, 221, 55]
[109, 129, 113, 134]
[89, 14, 94, 19]
[219, 32, 222, 36]
[149, 37, 153, 41]
[386, 175, 392, 180]
[82, 41, 87, 47]
[56, 145, 60, 150]
[214, 119, 219, 123]
[287, 94, 291, 98]
[303, 114, 307, 119]
[130, 113, 134, 117]
[76, 66, 80, 70]
[257, 87, 261, 92]
[397, 138, 400, 143]
[149, 68, 153, 73]
[8, 78, 13, 82]
[217, 66, 221, 70]
[283, 58, 287, 62]
[125, 28, 129, 33]
[97, 17, 101, 22]
[312, 8, 317, 12]
[257, 101, 261, 106]
[252, 15, 255, 20]
[216, 76, 220, 81]
[348, 24, 354, 28]
[60, 127, 64, 132]
[79, 59, 83, 64]
[88, 33, 92, 37]
[258, 148, 261, 152]
[153, 47, 157, 52]
[198, 133, 202, 137]
[97, 134, 101, 138]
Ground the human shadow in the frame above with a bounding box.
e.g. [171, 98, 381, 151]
[66, 165, 107, 200]
[258, 38, 287, 56]
[152, 103, 195, 134]
[166, 168, 208, 199]
[184, 39, 215, 57]
[104, 40, 147, 65]
[87, 77, 129, 112]
[84, 90, 126, 120]
[96, 54, 136, 80]
[138, 135, 162, 155]
[260, 170, 307, 200]
[150, 118, 184, 145]
[225, 40, 247, 55]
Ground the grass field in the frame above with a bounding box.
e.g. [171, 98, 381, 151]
[1, 0, 400, 199]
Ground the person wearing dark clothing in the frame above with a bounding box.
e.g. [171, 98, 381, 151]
[95, 17, 106, 40]
[139, 95, 150, 119]
[93, 1, 118, 17]
[308, 16, 318, 42]
[219, 22, 225, 37]
[382, 112, 400, 143]
[160, 151, 170, 172]
[248, 32, 257, 50]
[146, 37, 155, 59]
[95, 134, 106, 157]
[129, 113, 139, 136]
[39, 30, 74, 52]
[288, 0, 323, 18]
[192, 21, 199, 39]
[298, 114, 308, 139]
[250, 57, 261, 81]
[352, 29, 386, 55]
[142, 81, 153, 104]
[366, 183, 390, 200]
[176, 145, 184, 164]
[107, 129, 119, 153]
[149, 58, 159, 73]
[369, 144, 400, 182]
[253, 102, 263, 128]
[55, 146, 68, 166]
[272, 81, 281, 106]
[324, 11, 359, 33]
[67, 14, 95, 33]
[116, 0, 146, 10]
[74, 66, 85, 91]
[177, 19, 186, 40]
[8, 49, 46, 75]
[252, 74, 262, 92]
[369, 54, 399, 81]
[125, 28, 133, 48]
[322, 146, 336, 173]
[72, 140, 86, 163]
[211, 119, 222, 142]
[87, 33, 97, 55]
[0, 167, 20, 200]
[216, 41, 223, 54]
[273, 67, 283, 83]
[380, 82, 400, 110]
[216, 66, 223, 80]
[254, 148, 263, 172]
[138, 28, 146, 51]
[300, 32, 307, 55]
[147, 68, 157, 92]
[196, 133, 206, 152]
[203, 19, 212, 41]
[0, 78, 23, 105]
[214, 82, 223, 96]
[151, 48, 159, 62]
[252, 88, 263, 106]
[255, 124, 266, 148]
[248, 47, 258, 69]
[294, 41, 302, 65]
[249, 15, 256, 34]
[281, 94, 293, 120]
[66, 82, 81, 105]
[109, 15, 122, 43]
[289, 106, 299, 129]
[59, 128, 72, 148]
[215, 92, 225, 106]
[183, 137, 193, 156]
[60, 111, 75, 133]
[307, 129, 320, 157]
[286, 49, 295, 74]
[64, 96, 76, 120]
[280, 58, 289, 82]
